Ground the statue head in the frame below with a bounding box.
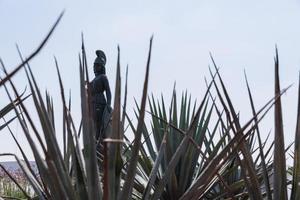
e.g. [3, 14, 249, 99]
[94, 50, 106, 75]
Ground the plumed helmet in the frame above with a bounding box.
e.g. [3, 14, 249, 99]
[94, 50, 106, 66]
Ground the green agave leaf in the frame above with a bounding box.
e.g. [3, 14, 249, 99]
[142, 123, 168, 199]
[178, 100, 212, 195]
[151, 75, 215, 200]
[130, 108, 155, 177]
[169, 87, 178, 164]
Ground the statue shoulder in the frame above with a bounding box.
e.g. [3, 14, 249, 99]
[93, 74, 108, 83]
[99, 74, 108, 81]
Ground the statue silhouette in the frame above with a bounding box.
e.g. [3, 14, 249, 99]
[90, 50, 112, 142]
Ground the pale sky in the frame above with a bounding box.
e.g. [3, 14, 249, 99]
[1, 0, 300, 161]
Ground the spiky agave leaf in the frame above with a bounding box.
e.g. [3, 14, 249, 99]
[1, 115, 42, 190]
[133, 69, 267, 199]
[17, 44, 78, 199]
[119, 36, 153, 200]
[0, 11, 64, 86]
[273, 47, 288, 200]
[291, 73, 300, 200]
[0, 89, 29, 119]
[209, 56, 262, 200]
[55, 57, 89, 199]
[2, 22, 297, 200]
[80, 38, 102, 199]
[151, 75, 215, 199]
[1, 62, 57, 197]
[104, 45, 122, 200]
[180, 82, 291, 200]
[244, 71, 272, 199]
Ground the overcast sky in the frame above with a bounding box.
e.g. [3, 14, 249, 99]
[1, 0, 300, 161]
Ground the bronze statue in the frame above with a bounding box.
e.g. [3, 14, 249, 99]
[90, 50, 112, 141]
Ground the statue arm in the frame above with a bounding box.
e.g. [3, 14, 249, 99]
[104, 76, 111, 106]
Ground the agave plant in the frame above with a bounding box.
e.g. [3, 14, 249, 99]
[0, 11, 153, 198]
[124, 67, 277, 200]
[3, 11, 300, 200]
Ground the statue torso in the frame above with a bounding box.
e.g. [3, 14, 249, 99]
[90, 74, 108, 106]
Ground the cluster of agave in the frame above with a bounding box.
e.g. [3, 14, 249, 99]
[1, 12, 300, 200]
